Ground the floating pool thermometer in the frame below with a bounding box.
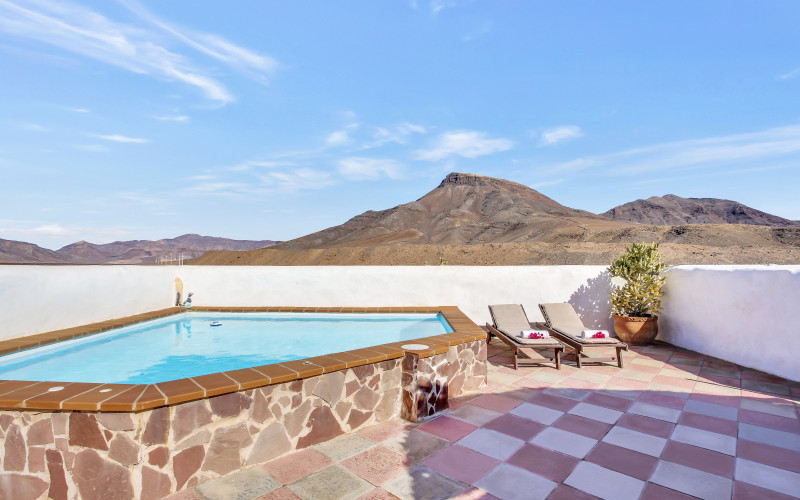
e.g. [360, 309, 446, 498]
[210, 321, 222, 327]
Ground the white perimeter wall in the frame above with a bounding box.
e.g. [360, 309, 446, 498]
[0, 266, 176, 338]
[659, 265, 800, 383]
[1, 264, 798, 381]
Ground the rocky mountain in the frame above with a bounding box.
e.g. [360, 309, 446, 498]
[603, 195, 800, 227]
[275, 172, 628, 250]
[0, 238, 76, 264]
[193, 172, 800, 266]
[57, 234, 278, 264]
[0, 234, 278, 264]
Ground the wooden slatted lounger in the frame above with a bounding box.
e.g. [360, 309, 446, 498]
[538, 302, 628, 369]
[487, 304, 564, 370]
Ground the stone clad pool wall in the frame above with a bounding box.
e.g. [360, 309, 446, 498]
[0, 308, 487, 499]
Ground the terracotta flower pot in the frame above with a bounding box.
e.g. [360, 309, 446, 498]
[613, 315, 658, 345]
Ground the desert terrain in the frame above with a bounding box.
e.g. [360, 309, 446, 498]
[192, 173, 800, 266]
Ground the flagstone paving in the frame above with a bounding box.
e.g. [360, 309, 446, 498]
[167, 339, 800, 500]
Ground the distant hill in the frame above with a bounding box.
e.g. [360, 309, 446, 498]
[274, 172, 627, 250]
[57, 234, 279, 264]
[0, 234, 278, 264]
[603, 195, 800, 227]
[0, 238, 76, 264]
[193, 173, 800, 266]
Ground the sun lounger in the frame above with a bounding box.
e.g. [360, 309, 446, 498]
[538, 303, 628, 368]
[487, 304, 564, 370]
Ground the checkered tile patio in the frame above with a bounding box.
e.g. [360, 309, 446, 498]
[166, 339, 800, 500]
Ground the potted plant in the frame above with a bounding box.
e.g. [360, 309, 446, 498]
[606, 242, 666, 345]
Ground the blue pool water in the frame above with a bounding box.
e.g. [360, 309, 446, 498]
[0, 312, 453, 384]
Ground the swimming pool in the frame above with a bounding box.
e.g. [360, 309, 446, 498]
[0, 312, 454, 384]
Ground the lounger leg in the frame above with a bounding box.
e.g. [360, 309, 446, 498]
[576, 350, 582, 369]
[555, 348, 561, 370]
[617, 347, 624, 368]
[514, 352, 518, 370]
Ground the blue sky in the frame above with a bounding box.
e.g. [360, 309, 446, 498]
[1, 1, 799, 249]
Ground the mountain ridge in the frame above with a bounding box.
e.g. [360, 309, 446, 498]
[274, 172, 623, 250]
[603, 194, 800, 227]
[0, 234, 278, 264]
[194, 172, 800, 266]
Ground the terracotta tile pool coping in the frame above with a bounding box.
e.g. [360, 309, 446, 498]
[0, 306, 487, 412]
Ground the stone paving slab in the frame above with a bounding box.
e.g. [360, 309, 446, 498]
[170, 338, 800, 500]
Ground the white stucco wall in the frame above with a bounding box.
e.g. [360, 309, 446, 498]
[175, 265, 613, 329]
[0, 266, 175, 339]
[660, 265, 800, 382]
[1, 264, 798, 381]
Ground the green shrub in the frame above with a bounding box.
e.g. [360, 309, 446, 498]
[607, 242, 666, 317]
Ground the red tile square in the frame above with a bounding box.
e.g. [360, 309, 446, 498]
[739, 409, 800, 434]
[665, 362, 702, 375]
[450, 487, 500, 500]
[641, 482, 697, 499]
[737, 439, 800, 474]
[552, 414, 613, 440]
[558, 377, 602, 391]
[670, 351, 705, 360]
[506, 443, 580, 482]
[585, 442, 659, 480]
[733, 481, 797, 500]
[605, 377, 650, 391]
[661, 441, 735, 478]
[483, 413, 546, 441]
[677, 412, 738, 437]
[512, 377, 554, 390]
[469, 394, 522, 413]
[584, 392, 633, 412]
[639, 352, 671, 362]
[651, 375, 695, 390]
[526, 392, 578, 412]
[625, 363, 662, 374]
[741, 370, 787, 384]
[261, 448, 332, 484]
[358, 421, 409, 442]
[697, 374, 741, 388]
[423, 445, 500, 484]
[342, 446, 407, 485]
[616, 413, 675, 439]
[416, 415, 478, 442]
[637, 392, 686, 410]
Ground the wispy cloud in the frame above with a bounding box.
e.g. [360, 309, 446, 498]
[18, 122, 48, 132]
[259, 168, 335, 191]
[544, 124, 800, 176]
[226, 160, 298, 172]
[530, 179, 565, 189]
[537, 125, 583, 146]
[327, 130, 350, 145]
[415, 130, 513, 161]
[0, 0, 277, 105]
[338, 157, 404, 180]
[325, 113, 426, 151]
[64, 107, 89, 113]
[462, 21, 493, 42]
[152, 115, 189, 123]
[75, 144, 108, 152]
[365, 122, 427, 149]
[95, 134, 150, 144]
[183, 165, 335, 198]
[779, 67, 800, 80]
[430, 0, 459, 14]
